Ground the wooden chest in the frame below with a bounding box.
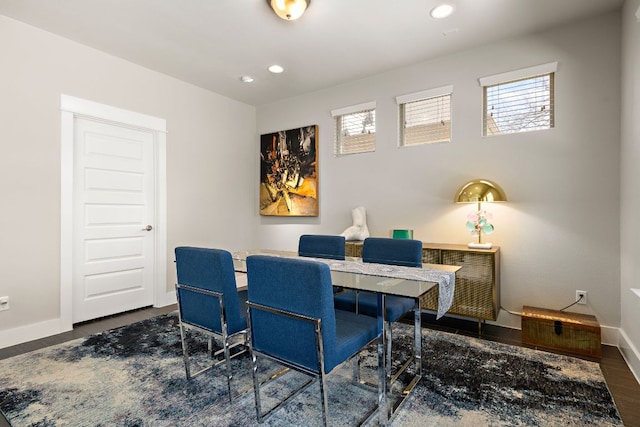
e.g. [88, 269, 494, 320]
[521, 306, 601, 359]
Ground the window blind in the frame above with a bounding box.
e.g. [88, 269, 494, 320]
[399, 94, 451, 146]
[331, 102, 376, 155]
[480, 62, 557, 137]
[396, 85, 453, 147]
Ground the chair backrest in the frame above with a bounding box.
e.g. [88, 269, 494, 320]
[174, 246, 245, 334]
[298, 234, 346, 260]
[361, 237, 423, 268]
[246, 255, 340, 372]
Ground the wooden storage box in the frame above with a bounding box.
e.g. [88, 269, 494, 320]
[521, 306, 602, 359]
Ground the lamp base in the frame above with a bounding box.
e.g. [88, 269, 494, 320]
[468, 242, 493, 249]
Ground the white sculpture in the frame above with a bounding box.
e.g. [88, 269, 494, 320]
[340, 206, 370, 241]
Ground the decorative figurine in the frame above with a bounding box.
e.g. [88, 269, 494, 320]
[340, 206, 370, 241]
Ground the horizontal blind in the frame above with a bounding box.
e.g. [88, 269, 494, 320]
[483, 73, 554, 136]
[334, 108, 375, 155]
[400, 94, 451, 146]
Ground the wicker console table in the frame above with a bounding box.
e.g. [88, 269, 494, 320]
[346, 241, 500, 324]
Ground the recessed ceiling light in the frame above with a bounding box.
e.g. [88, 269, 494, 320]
[430, 4, 454, 19]
[268, 64, 284, 74]
[240, 75, 254, 83]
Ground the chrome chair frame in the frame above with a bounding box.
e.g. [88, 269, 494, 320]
[334, 238, 422, 390]
[247, 300, 379, 427]
[175, 282, 248, 401]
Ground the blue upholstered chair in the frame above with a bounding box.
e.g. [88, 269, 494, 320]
[298, 234, 346, 294]
[298, 234, 346, 260]
[333, 237, 422, 321]
[333, 237, 422, 384]
[246, 255, 380, 426]
[174, 246, 248, 401]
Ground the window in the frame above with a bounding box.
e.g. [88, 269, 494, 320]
[479, 62, 557, 137]
[396, 85, 453, 146]
[331, 101, 376, 155]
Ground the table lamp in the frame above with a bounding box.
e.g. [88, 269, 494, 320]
[454, 179, 507, 249]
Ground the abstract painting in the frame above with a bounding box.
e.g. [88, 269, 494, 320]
[260, 125, 318, 216]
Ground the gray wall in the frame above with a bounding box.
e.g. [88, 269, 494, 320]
[256, 12, 623, 333]
[0, 15, 256, 334]
[620, 0, 640, 379]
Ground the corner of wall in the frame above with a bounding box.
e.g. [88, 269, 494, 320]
[619, 327, 640, 384]
[155, 291, 177, 308]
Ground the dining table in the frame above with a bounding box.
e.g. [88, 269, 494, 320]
[232, 249, 460, 426]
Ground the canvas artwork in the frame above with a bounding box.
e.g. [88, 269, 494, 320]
[260, 125, 318, 216]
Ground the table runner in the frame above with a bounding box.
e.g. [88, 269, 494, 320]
[234, 252, 455, 319]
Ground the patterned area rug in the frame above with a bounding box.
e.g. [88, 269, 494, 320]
[0, 312, 622, 426]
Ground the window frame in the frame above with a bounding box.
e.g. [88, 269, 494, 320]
[479, 62, 557, 137]
[331, 101, 376, 156]
[396, 85, 454, 147]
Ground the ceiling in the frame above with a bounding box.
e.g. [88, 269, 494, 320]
[0, 0, 624, 106]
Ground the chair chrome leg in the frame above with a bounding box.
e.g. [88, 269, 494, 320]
[318, 372, 329, 427]
[179, 324, 192, 379]
[314, 321, 329, 427]
[352, 353, 361, 384]
[250, 349, 263, 422]
[223, 334, 233, 402]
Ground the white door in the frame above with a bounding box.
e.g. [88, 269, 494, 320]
[72, 118, 155, 323]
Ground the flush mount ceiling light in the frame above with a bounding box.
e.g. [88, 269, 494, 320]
[267, 0, 310, 20]
[240, 75, 254, 83]
[268, 64, 284, 73]
[430, 4, 454, 19]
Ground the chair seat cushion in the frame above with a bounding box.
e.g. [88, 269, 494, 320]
[330, 309, 380, 372]
[334, 290, 414, 323]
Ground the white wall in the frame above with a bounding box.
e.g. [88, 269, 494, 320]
[256, 12, 623, 332]
[0, 15, 256, 341]
[620, 0, 640, 381]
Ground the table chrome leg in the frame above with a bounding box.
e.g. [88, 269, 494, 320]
[414, 298, 422, 378]
[377, 293, 390, 425]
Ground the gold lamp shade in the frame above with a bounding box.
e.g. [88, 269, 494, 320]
[455, 179, 507, 249]
[267, 0, 310, 20]
[455, 179, 507, 208]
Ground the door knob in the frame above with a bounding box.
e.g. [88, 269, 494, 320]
[142, 225, 153, 231]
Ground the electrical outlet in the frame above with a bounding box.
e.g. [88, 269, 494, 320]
[575, 290, 587, 305]
[0, 296, 8, 311]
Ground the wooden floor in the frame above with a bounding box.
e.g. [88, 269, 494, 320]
[1, 306, 639, 426]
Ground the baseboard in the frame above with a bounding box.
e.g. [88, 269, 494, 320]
[0, 318, 69, 350]
[600, 325, 619, 346]
[1, 291, 177, 351]
[155, 290, 177, 308]
[618, 328, 640, 384]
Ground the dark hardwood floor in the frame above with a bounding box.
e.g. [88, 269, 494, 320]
[1, 307, 639, 426]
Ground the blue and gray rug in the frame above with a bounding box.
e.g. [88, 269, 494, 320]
[0, 312, 623, 426]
